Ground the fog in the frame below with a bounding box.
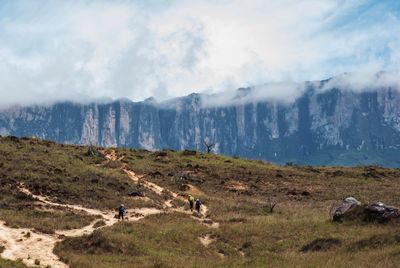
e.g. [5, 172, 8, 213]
[0, 1, 399, 107]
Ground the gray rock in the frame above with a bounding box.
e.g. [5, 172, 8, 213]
[1, 82, 400, 166]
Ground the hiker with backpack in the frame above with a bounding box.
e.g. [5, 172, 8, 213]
[195, 198, 202, 214]
[118, 204, 125, 220]
[188, 194, 195, 212]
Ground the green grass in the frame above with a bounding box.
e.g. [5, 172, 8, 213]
[0, 137, 164, 232]
[0, 208, 99, 234]
[300, 148, 400, 168]
[54, 204, 400, 267]
[2, 137, 400, 267]
[0, 137, 164, 210]
[55, 213, 228, 268]
[0, 258, 27, 268]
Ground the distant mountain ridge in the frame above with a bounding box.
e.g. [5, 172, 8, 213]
[1, 80, 400, 167]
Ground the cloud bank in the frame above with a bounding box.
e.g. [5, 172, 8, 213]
[0, 0, 400, 107]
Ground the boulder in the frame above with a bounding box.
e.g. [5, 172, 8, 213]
[364, 202, 399, 223]
[332, 197, 361, 222]
[128, 191, 146, 197]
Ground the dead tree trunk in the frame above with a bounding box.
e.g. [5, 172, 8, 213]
[266, 198, 277, 213]
[86, 143, 99, 157]
[203, 139, 215, 153]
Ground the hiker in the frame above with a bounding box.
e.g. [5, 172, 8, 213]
[188, 194, 195, 212]
[195, 198, 202, 214]
[118, 204, 125, 220]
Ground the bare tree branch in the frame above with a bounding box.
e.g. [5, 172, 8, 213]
[266, 197, 277, 213]
[86, 142, 99, 157]
[203, 138, 215, 153]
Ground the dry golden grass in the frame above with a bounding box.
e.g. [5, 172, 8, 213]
[0, 258, 27, 268]
[0, 208, 99, 234]
[2, 137, 400, 267]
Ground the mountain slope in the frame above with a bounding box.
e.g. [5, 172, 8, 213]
[1, 137, 400, 267]
[1, 82, 400, 166]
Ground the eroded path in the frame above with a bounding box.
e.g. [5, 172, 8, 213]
[0, 184, 163, 268]
[198, 234, 216, 247]
[0, 149, 219, 267]
[123, 169, 219, 228]
[117, 151, 221, 251]
[0, 221, 64, 268]
[122, 168, 220, 251]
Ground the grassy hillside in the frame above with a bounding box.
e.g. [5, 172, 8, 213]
[0, 258, 27, 268]
[1, 136, 400, 267]
[298, 148, 400, 168]
[0, 136, 168, 233]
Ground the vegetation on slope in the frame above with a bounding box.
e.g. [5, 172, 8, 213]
[299, 148, 400, 168]
[2, 136, 400, 267]
[0, 136, 165, 233]
[0, 208, 99, 234]
[0, 258, 27, 268]
[54, 213, 224, 268]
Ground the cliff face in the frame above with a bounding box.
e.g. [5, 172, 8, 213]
[1, 86, 400, 166]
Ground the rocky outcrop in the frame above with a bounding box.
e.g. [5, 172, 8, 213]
[1, 83, 400, 166]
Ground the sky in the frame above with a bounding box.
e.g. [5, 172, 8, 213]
[0, 0, 400, 106]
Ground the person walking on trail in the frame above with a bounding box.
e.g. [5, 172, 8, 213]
[195, 198, 202, 214]
[118, 204, 125, 220]
[188, 195, 195, 212]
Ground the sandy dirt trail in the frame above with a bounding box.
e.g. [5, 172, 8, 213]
[123, 170, 165, 197]
[101, 150, 221, 247]
[123, 168, 220, 249]
[0, 184, 163, 268]
[0, 220, 65, 268]
[0, 150, 218, 267]
[85, 149, 214, 225]
[198, 234, 216, 247]
[106, 151, 221, 250]
[122, 169, 220, 228]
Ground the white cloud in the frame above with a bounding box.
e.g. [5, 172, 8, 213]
[0, 0, 399, 107]
[200, 81, 307, 108]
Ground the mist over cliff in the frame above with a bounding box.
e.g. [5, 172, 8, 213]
[1, 77, 400, 167]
